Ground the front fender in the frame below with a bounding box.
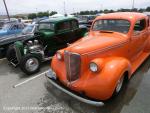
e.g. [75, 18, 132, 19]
[74, 57, 132, 100]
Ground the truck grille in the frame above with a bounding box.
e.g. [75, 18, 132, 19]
[64, 51, 81, 82]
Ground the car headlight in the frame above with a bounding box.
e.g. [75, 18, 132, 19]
[89, 62, 98, 72]
[56, 52, 62, 60]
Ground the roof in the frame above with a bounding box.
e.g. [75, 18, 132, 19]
[40, 17, 77, 23]
[96, 12, 148, 21]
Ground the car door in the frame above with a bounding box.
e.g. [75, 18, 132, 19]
[70, 20, 81, 43]
[55, 21, 72, 44]
[130, 18, 147, 60]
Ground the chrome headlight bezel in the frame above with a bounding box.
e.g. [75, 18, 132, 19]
[89, 62, 98, 72]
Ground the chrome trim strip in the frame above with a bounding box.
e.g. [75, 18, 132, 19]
[45, 74, 104, 106]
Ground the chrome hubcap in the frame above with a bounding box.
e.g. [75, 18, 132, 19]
[116, 76, 124, 93]
[25, 58, 39, 72]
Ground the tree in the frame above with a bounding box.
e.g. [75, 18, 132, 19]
[49, 11, 57, 16]
[138, 8, 145, 12]
[37, 11, 49, 18]
[146, 7, 150, 11]
[117, 8, 131, 12]
[28, 13, 37, 19]
[131, 8, 138, 12]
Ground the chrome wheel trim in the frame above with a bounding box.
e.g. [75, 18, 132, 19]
[116, 76, 124, 93]
[25, 58, 39, 72]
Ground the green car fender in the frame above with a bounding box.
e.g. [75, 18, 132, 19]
[14, 41, 24, 61]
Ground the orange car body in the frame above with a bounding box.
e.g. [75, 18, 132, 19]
[46, 12, 150, 105]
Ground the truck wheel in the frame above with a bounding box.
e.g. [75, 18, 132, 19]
[20, 54, 41, 75]
[6, 45, 16, 62]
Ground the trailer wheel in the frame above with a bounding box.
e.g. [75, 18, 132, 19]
[20, 54, 41, 75]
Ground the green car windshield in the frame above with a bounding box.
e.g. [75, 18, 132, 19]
[38, 22, 55, 31]
[92, 19, 130, 34]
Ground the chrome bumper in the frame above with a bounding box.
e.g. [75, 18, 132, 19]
[45, 69, 104, 107]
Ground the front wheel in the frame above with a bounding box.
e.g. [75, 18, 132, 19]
[20, 54, 41, 75]
[113, 75, 125, 96]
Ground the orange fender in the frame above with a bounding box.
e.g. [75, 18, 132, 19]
[79, 57, 132, 100]
[144, 37, 150, 52]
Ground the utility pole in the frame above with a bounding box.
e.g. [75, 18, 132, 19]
[3, 0, 10, 21]
[132, 0, 135, 9]
[64, 1, 67, 16]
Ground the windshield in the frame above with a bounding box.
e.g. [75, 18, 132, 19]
[2, 23, 11, 30]
[22, 25, 34, 34]
[38, 23, 54, 31]
[92, 19, 130, 34]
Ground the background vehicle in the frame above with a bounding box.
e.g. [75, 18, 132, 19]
[0, 22, 25, 37]
[0, 24, 37, 58]
[77, 15, 97, 28]
[46, 12, 150, 106]
[6, 17, 88, 75]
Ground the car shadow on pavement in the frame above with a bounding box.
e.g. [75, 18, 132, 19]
[43, 57, 150, 113]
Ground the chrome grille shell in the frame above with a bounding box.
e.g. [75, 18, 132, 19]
[64, 51, 81, 82]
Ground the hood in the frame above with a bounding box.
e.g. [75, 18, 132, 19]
[0, 34, 33, 46]
[65, 32, 128, 54]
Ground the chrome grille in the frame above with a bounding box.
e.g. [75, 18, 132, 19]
[64, 51, 81, 82]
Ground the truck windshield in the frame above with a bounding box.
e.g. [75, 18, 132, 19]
[92, 19, 130, 34]
[22, 25, 34, 34]
[38, 23, 54, 31]
[2, 23, 11, 30]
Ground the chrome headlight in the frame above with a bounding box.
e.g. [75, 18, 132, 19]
[89, 62, 98, 72]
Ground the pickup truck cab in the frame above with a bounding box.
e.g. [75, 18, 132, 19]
[46, 12, 150, 106]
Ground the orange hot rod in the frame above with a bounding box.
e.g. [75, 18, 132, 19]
[46, 12, 150, 106]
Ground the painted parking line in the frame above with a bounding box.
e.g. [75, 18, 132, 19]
[13, 70, 49, 88]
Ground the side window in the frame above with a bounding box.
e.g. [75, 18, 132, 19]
[134, 19, 146, 32]
[71, 20, 78, 29]
[57, 21, 71, 32]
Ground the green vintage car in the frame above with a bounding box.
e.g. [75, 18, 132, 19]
[6, 17, 88, 75]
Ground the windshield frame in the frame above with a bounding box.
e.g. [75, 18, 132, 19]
[92, 19, 131, 34]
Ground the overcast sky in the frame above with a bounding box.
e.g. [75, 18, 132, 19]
[0, 0, 149, 15]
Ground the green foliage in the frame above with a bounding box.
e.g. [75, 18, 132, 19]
[146, 7, 150, 11]
[28, 13, 37, 19]
[28, 11, 57, 19]
[49, 11, 57, 16]
[73, 6, 150, 15]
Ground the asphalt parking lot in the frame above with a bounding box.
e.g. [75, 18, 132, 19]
[0, 57, 150, 113]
